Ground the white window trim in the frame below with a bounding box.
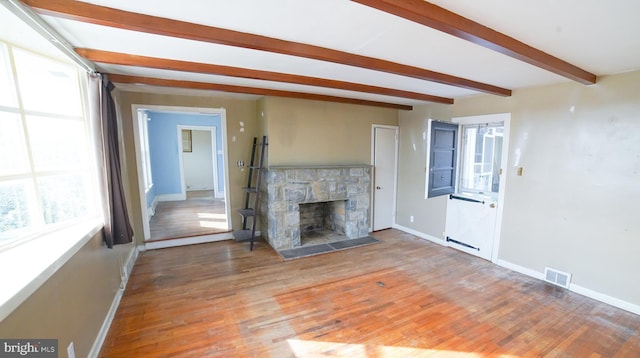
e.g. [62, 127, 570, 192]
[0, 41, 105, 320]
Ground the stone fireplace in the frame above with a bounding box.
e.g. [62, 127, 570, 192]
[260, 165, 371, 250]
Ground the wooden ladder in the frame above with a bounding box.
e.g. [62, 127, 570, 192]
[233, 136, 267, 250]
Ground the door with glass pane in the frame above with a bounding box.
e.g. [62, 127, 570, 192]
[444, 117, 509, 262]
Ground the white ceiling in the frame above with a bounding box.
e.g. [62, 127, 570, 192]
[4, 0, 640, 107]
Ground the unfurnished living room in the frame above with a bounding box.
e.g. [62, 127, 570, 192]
[0, 0, 639, 357]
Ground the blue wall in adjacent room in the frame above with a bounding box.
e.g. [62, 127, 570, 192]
[147, 111, 223, 198]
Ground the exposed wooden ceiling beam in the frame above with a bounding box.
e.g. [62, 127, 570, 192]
[352, 0, 597, 85]
[76, 48, 453, 104]
[23, 0, 511, 96]
[107, 74, 414, 111]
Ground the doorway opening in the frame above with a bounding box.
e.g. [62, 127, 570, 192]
[371, 125, 399, 232]
[132, 105, 232, 246]
[441, 113, 510, 262]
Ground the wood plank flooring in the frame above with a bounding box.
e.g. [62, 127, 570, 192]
[100, 229, 640, 357]
[149, 191, 228, 241]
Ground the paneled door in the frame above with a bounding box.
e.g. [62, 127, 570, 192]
[372, 126, 398, 231]
[445, 195, 498, 261]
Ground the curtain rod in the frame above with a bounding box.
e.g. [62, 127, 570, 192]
[1, 0, 96, 73]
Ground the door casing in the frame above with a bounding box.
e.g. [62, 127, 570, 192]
[131, 104, 231, 243]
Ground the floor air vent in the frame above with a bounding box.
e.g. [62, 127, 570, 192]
[544, 267, 571, 288]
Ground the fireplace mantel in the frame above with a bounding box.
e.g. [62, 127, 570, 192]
[260, 165, 372, 250]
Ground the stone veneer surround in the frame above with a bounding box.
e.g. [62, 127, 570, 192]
[261, 165, 372, 250]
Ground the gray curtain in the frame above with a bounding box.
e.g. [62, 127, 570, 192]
[97, 74, 133, 248]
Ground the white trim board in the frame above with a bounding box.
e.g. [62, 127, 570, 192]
[144, 231, 239, 250]
[393, 224, 445, 246]
[156, 193, 186, 202]
[0, 220, 103, 322]
[497, 259, 640, 316]
[395, 225, 640, 316]
[89, 247, 139, 358]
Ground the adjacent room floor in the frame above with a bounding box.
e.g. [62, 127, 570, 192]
[148, 190, 228, 241]
[100, 229, 640, 357]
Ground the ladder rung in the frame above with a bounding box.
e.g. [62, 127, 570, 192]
[242, 187, 258, 192]
[238, 208, 255, 217]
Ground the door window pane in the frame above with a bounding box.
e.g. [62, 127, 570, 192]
[0, 112, 29, 175]
[13, 48, 83, 116]
[460, 124, 503, 194]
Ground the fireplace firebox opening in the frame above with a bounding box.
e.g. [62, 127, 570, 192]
[299, 200, 346, 245]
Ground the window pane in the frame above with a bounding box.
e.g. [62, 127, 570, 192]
[0, 180, 34, 237]
[38, 174, 93, 224]
[27, 115, 89, 171]
[0, 112, 29, 175]
[460, 124, 503, 194]
[13, 49, 83, 116]
[0, 44, 18, 107]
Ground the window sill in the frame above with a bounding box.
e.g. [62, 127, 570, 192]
[0, 219, 103, 322]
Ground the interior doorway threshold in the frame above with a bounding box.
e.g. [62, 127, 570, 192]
[144, 231, 233, 250]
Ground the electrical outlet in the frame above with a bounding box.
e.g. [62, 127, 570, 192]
[67, 342, 76, 358]
[410, 215, 414, 223]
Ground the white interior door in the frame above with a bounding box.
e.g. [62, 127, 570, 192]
[373, 126, 398, 231]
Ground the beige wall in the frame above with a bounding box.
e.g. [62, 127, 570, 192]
[396, 105, 451, 238]
[0, 233, 133, 358]
[116, 92, 259, 235]
[263, 97, 398, 165]
[397, 70, 640, 306]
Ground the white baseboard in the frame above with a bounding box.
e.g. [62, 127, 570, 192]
[144, 231, 241, 250]
[147, 198, 158, 221]
[393, 224, 446, 246]
[157, 193, 186, 201]
[88, 287, 123, 358]
[89, 247, 139, 358]
[119, 247, 139, 289]
[497, 259, 640, 316]
[570, 283, 640, 316]
[393, 227, 640, 316]
[496, 259, 545, 280]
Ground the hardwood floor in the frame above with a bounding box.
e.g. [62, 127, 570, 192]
[149, 191, 228, 241]
[100, 229, 640, 357]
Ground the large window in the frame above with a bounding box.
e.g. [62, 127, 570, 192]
[0, 42, 98, 249]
